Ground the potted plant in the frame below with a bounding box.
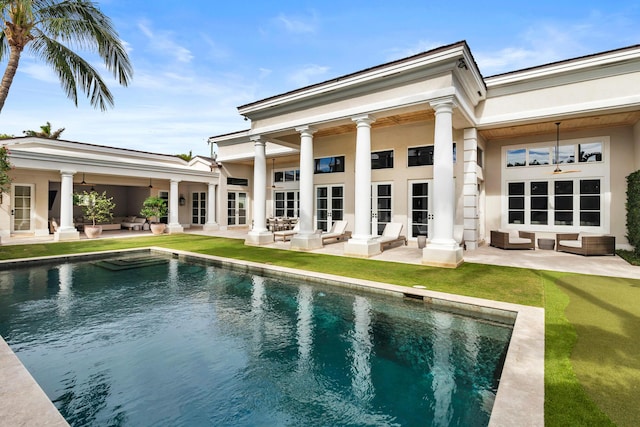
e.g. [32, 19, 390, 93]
[73, 190, 116, 238]
[140, 196, 168, 235]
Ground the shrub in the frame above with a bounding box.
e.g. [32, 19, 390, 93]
[626, 170, 640, 255]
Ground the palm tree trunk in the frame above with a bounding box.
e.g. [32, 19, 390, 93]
[0, 46, 23, 113]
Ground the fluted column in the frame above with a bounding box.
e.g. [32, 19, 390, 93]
[344, 115, 380, 257]
[54, 170, 79, 241]
[291, 126, 322, 250]
[245, 136, 273, 245]
[423, 99, 463, 267]
[203, 182, 219, 231]
[167, 179, 184, 233]
[463, 128, 479, 250]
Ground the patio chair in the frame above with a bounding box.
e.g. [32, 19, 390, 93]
[490, 229, 535, 250]
[273, 222, 300, 242]
[556, 232, 616, 256]
[320, 220, 349, 244]
[376, 223, 407, 252]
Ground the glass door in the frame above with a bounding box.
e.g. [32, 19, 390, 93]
[159, 191, 169, 224]
[409, 180, 432, 239]
[12, 184, 33, 233]
[192, 191, 206, 225]
[315, 185, 343, 231]
[227, 192, 247, 226]
[371, 183, 392, 235]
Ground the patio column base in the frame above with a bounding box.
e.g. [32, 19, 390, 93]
[290, 233, 323, 251]
[245, 231, 274, 246]
[343, 237, 380, 258]
[202, 223, 219, 232]
[167, 224, 184, 234]
[54, 229, 80, 241]
[422, 244, 463, 268]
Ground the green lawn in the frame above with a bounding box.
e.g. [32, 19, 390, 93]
[2, 234, 639, 426]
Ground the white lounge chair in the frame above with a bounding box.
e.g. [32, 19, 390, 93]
[273, 222, 300, 241]
[320, 220, 349, 244]
[376, 223, 407, 251]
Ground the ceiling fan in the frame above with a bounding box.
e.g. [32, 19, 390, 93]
[268, 158, 285, 189]
[551, 122, 580, 175]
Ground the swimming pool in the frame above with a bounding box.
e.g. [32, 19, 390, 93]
[1, 251, 514, 426]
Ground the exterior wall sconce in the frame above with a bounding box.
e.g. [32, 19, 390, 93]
[179, 195, 186, 206]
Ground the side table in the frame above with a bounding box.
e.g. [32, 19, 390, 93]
[537, 238, 555, 250]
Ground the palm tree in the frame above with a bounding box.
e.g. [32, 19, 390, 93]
[23, 120, 64, 138]
[0, 0, 133, 113]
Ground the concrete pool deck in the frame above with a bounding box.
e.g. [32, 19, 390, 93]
[1, 228, 637, 426]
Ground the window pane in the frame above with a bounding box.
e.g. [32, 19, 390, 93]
[378, 185, 391, 197]
[531, 211, 548, 225]
[332, 187, 343, 198]
[580, 195, 600, 211]
[412, 183, 428, 196]
[274, 171, 284, 182]
[553, 145, 575, 164]
[508, 182, 525, 195]
[506, 149, 526, 167]
[509, 197, 524, 210]
[508, 211, 525, 224]
[554, 211, 573, 226]
[317, 187, 327, 197]
[284, 170, 295, 181]
[555, 196, 573, 210]
[580, 179, 600, 194]
[528, 148, 550, 166]
[371, 150, 394, 169]
[555, 181, 573, 194]
[579, 142, 602, 163]
[408, 146, 434, 166]
[531, 181, 548, 195]
[580, 212, 600, 226]
[531, 197, 548, 210]
[315, 156, 345, 173]
[477, 147, 484, 168]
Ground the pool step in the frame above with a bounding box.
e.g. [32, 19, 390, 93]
[94, 256, 169, 271]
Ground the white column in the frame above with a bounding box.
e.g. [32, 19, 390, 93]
[167, 179, 184, 233]
[423, 99, 463, 267]
[245, 136, 273, 245]
[463, 128, 479, 250]
[203, 182, 219, 231]
[54, 170, 79, 241]
[291, 126, 322, 250]
[344, 115, 380, 257]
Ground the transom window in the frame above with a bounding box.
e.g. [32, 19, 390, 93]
[371, 150, 394, 169]
[314, 156, 345, 174]
[408, 144, 456, 167]
[506, 142, 603, 168]
[274, 169, 300, 182]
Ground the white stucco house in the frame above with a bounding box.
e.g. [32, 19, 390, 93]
[0, 137, 220, 241]
[210, 41, 640, 267]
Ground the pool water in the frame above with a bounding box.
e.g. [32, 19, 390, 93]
[0, 254, 512, 426]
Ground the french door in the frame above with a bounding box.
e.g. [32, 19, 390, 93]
[371, 183, 392, 235]
[274, 191, 299, 218]
[12, 184, 33, 233]
[227, 192, 247, 226]
[192, 191, 206, 225]
[315, 185, 343, 231]
[159, 191, 169, 224]
[408, 180, 433, 239]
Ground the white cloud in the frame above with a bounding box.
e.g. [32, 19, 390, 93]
[17, 61, 59, 84]
[275, 12, 317, 33]
[287, 64, 330, 87]
[137, 20, 193, 64]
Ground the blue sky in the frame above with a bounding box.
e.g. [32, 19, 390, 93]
[1, 1, 639, 156]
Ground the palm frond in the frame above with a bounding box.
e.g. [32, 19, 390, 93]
[34, 0, 132, 85]
[30, 32, 114, 110]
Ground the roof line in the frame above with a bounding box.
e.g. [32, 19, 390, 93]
[237, 40, 470, 111]
[485, 43, 640, 79]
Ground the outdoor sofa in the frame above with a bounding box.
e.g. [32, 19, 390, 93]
[490, 229, 535, 250]
[556, 232, 616, 256]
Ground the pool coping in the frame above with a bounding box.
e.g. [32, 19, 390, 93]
[0, 247, 544, 427]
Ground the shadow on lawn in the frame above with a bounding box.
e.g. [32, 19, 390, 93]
[554, 275, 640, 427]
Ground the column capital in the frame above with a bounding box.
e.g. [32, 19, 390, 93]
[60, 170, 76, 176]
[295, 125, 317, 136]
[250, 134, 264, 145]
[170, 178, 181, 184]
[429, 97, 456, 113]
[352, 114, 375, 126]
